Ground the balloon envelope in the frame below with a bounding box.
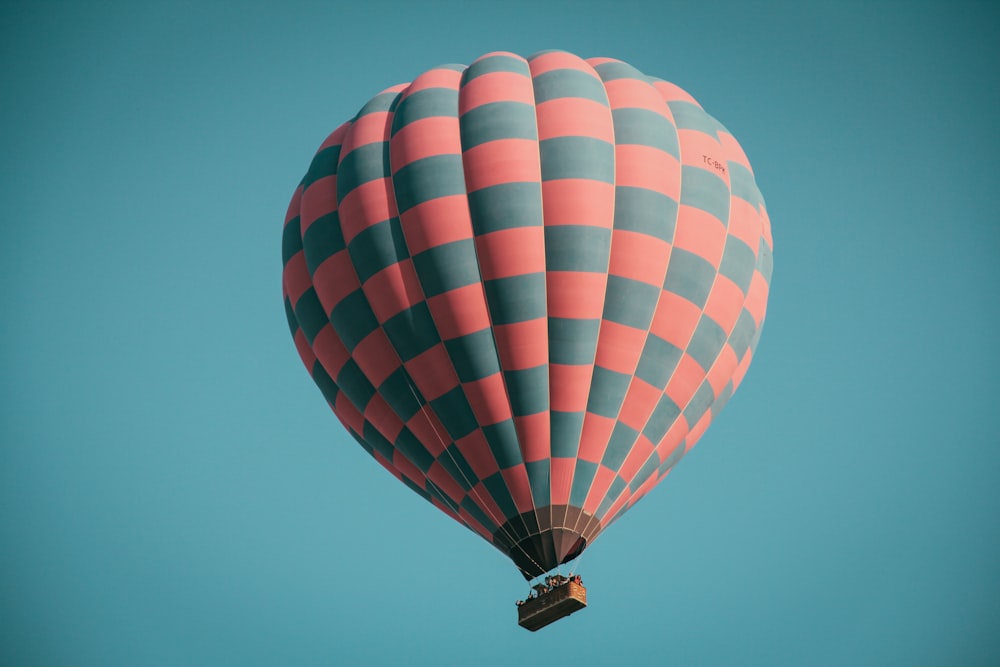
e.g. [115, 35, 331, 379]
[282, 50, 772, 578]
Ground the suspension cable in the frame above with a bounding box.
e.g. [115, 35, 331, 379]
[400, 372, 549, 579]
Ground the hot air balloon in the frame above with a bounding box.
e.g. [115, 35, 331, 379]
[281, 50, 772, 628]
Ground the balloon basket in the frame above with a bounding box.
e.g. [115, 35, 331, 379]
[517, 581, 587, 631]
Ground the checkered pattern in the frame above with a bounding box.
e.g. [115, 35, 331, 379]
[282, 51, 772, 579]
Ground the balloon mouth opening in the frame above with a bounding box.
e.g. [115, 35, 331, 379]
[511, 533, 587, 580]
[490, 505, 602, 579]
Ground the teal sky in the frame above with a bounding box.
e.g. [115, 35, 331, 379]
[2, 1, 998, 665]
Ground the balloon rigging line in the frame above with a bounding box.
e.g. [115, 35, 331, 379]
[400, 371, 549, 578]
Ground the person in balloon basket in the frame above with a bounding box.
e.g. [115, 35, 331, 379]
[516, 574, 585, 605]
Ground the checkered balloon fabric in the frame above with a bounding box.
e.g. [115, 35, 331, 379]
[282, 50, 772, 579]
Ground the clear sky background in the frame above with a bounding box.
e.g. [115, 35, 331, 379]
[2, 1, 998, 665]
